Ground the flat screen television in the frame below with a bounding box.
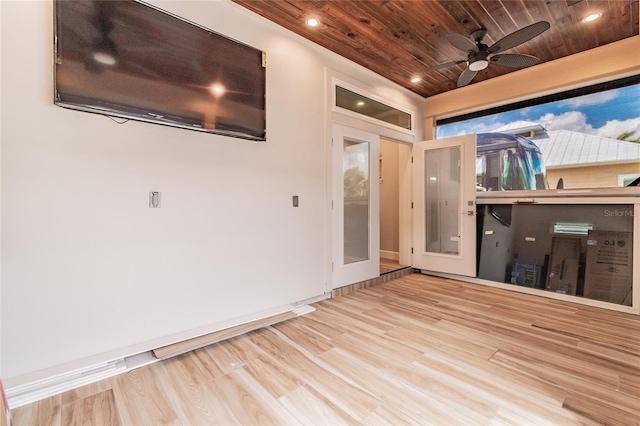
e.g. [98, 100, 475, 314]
[54, 0, 266, 141]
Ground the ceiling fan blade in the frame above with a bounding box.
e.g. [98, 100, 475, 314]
[419, 59, 466, 73]
[447, 33, 479, 53]
[457, 67, 477, 87]
[490, 53, 540, 68]
[488, 21, 550, 54]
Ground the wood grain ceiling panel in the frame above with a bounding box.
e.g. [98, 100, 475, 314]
[232, 0, 639, 97]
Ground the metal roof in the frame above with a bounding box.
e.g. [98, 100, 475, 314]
[532, 130, 640, 168]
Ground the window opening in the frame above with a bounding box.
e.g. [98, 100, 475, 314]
[437, 76, 640, 191]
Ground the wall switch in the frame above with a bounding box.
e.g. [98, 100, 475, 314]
[149, 191, 161, 208]
[292, 195, 299, 207]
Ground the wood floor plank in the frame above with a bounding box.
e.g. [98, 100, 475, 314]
[149, 353, 239, 425]
[291, 315, 345, 340]
[9, 395, 61, 426]
[224, 337, 303, 399]
[360, 305, 440, 329]
[11, 273, 640, 425]
[488, 323, 580, 353]
[385, 321, 499, 361]
[59, 380, 113, 407]
[109, 365, 180, 425]
[384, 359, 495, 424]
[331, 330, 424, 370]
[411, 355, 595, 425]
[278, 385, 353, 425]
[60, 390, 119, 426]
[318, 347, 465, 424]
[619, 370, 640, 398]
[188, 336, 247, 380]
[576, 339, 640, 370]
[489, 347, 619, 395]
[271, 319, 335, 355]
[563, 391, 637, 426]
[208, 368, 298, 425]
[249, 329, 381, 422]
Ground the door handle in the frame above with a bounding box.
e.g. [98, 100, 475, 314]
[461, 210, 475, 216]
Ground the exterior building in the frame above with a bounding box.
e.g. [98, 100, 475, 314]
[495, 121, 640, 189]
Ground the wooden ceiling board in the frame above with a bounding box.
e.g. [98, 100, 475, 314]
[232, 0, 640, 97]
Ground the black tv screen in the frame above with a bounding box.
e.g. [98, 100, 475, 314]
[54, 0, 266, 141]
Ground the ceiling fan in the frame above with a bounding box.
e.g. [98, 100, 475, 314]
[423, 21, 551, 87]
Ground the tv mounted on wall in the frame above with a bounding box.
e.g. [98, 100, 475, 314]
[54, 0, 266, 141]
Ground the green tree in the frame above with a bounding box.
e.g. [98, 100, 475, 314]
[344, 167, 369, 197]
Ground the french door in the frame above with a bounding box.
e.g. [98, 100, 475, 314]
[331, 124, 380, 289]
[412, 134, 477, 277]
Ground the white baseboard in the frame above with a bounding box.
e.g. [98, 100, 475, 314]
[5, 301, 318, 409]
[380, 250, 399, 261]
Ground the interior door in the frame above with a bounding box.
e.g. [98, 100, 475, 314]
[332, 124, 380, 289]
[412, 134, 477, 277]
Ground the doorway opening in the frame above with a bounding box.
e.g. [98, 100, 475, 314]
[379, 137, 410, 275]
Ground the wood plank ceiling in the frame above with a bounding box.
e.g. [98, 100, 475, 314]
[232, 0, 639, 98]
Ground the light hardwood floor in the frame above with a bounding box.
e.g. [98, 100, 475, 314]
[10, 273, 640, 425]
[379, 258, 409, 274]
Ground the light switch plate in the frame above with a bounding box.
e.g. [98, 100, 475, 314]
[149, 191, 161, 208]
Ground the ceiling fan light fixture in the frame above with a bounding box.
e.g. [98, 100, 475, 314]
[90, 37, 118, 66]
[468, 58, 488, 71]
[92, 51, 117, 66]
[582, 13, 602, 23]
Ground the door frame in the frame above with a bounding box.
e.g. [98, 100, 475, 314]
[327, 124, 414, 291]
[324, 69, 419, 292]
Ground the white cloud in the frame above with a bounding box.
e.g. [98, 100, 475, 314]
[469, 122, 506, 134]
[595, 118, 640, 140]
[559, 89, 619, 108]
[437, 121, 505, 137]
[537, 111, 594, 134]
[532, 112, 640, 140]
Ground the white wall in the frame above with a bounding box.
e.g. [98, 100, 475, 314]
[0, 0, 3, 381]
[0, 0, 424, 382]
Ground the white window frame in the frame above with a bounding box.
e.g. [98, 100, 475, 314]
[618, 173, 640, 187]
[332, 78, 416, 137]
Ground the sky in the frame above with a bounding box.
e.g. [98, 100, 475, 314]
[437, 83, 640, 140]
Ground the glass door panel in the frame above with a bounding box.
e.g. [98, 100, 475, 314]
[344, 140, 370, 264]
[425, 146, 461, 255]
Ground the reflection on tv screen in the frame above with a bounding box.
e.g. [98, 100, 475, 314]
[55, 0, 266, 141]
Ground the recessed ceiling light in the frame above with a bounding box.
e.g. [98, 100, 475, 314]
[356, 101, 365, 107]
[306, 17, 319, 27]
[410, 77, 421, 83]
[582, 13, 602, 22]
